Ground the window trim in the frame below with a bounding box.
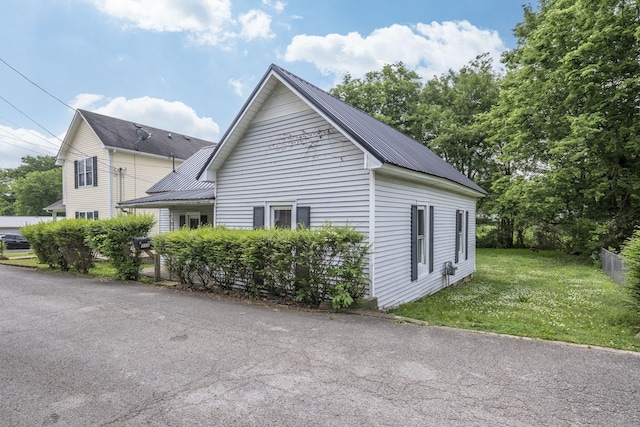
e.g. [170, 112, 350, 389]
[75, 210, 99, 220]
[268, 202, 296, 229]
[455, 209, 467, 263]
[412, 203, 431, 281]
[74, 157, 98, 188]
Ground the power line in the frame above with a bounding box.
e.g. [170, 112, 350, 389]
[0, 56, 75, 111]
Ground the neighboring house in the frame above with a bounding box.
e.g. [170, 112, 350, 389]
[118, 146, 216, 231]
[122, 64, 487, 308]
[0, 216, 53, 235]
[55, 110, 214, 233]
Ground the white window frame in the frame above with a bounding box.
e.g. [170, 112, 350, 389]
[76, 157, 94, 187]
[417, 204, 428, 277]
[76, 210, 98, 220]
[457, 209, 466, 259]
[267, 201, 297, 229]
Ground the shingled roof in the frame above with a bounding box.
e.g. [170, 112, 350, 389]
[202, 64, 486, 195]
[75, 109, 214, 160]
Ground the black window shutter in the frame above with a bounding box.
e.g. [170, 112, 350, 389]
[75, 211, 79, 219]
[411, 205, 418, 281]
[94, 211, 99, 220]
[92, 156, 98, 187]
[296, 206, 310, 229]
[455, 210, 460, 263]
[253, 207, 264, 229]
[74, 160, 79, 189]
[429, 206, 434, 274]
[200, 215, 208, 225]
[179, 215, 186, 228]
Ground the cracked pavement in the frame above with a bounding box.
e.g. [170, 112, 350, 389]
[1, 265, 639, 426]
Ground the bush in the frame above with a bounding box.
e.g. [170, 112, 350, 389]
[154, 225, 369, 309]
[86, 215, 155, 281]
[50, 219, 95, 274]
[621, 229, 640, 311]
[22, 221, 69, 270]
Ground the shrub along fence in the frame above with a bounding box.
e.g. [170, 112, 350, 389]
[153, 225, 370, 309]
[622, 230, 640, 312]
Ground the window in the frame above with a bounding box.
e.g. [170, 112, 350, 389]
[74, 157, 98, 188]
[272, 206, 293, 229]
[455, 209, 469, 263]
[75, 210, 99, 220]
[411, 204, 433, 281]
[253, 205, 310, 229]
[179, 213, 206, 229]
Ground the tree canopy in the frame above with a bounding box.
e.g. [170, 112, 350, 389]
[331, 0, 640, 254]
[0, 155, 61, 216]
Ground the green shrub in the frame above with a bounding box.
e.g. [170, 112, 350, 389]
[621, 229, 640, 311]
[21, 221, 68, 270]
[86, 215, 155, 281]
[0, 240, 5, 257]
[50, 219, 95, 274]
[154, 225, 369, 309]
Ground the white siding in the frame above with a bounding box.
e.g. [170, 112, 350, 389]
[373, 172, 477, 309]
[215, 82, 370, 236]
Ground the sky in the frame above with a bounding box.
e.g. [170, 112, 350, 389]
[0, 0, 528, 169]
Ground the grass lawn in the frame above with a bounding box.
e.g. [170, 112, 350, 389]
[392, 249, 640, 351]
[0, 252, 117, 278]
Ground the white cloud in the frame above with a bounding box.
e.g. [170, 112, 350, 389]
[83, 95, 220, 142]
[0, 126, 60, 169]
[238, 9, 274, 40]
[228, 78, 245, 97]
[86, 0, 275, 46]
[69, 93, 108, 110]
[284, 21, 506, 81]
[262, 0, 286, 13]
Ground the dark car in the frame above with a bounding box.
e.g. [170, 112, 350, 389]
[0, 234, 30, 249]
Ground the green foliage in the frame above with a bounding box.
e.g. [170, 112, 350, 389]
[622, 229, 640, 311]
[21, 221, 68, 270]
[154, 225, 370, 309]
[0, 240, 4, 257]
[86, 215, 155, 281]
[50, 219, 95, 274]
[485, 0, 640, 253]
[12, 168, 62, 216]
[0, 155, 60, 216]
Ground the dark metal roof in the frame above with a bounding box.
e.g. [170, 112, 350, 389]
[118, 188, 215, 207]
[147, 146, 216, 193]
[269, 65, 486, 194]
[79, 109, 214, 160]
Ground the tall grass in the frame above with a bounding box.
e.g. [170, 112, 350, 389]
[393, 249, 640, 351]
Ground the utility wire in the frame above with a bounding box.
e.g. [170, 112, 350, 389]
[0, 56, 75, 111]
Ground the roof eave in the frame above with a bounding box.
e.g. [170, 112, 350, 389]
[378, 164, 487, 198]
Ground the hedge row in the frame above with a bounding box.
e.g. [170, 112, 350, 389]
[153, 225, 370, 308]
[22, 215, 155, 279]
[622, 229, 640, 311]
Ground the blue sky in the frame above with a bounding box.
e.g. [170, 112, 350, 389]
[0, 0, 527, 169]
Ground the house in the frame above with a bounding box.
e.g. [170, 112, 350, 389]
[0, 216, 53, 235]
[55, 109, 214, 233]
[117, 146, 216, 231]
[122, 64, 487, 308]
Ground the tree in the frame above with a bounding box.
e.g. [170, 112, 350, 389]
[330, 63, 424, 140]
[12, 168, 62, 216]
[489, 0, 640, 252]
[419, 54, 501, 188]
[0, 155, 59, 216]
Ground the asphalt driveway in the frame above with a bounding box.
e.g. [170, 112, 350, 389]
[1, 265, 639, 426]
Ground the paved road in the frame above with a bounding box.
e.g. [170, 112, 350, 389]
[1, 265, 639, 426]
